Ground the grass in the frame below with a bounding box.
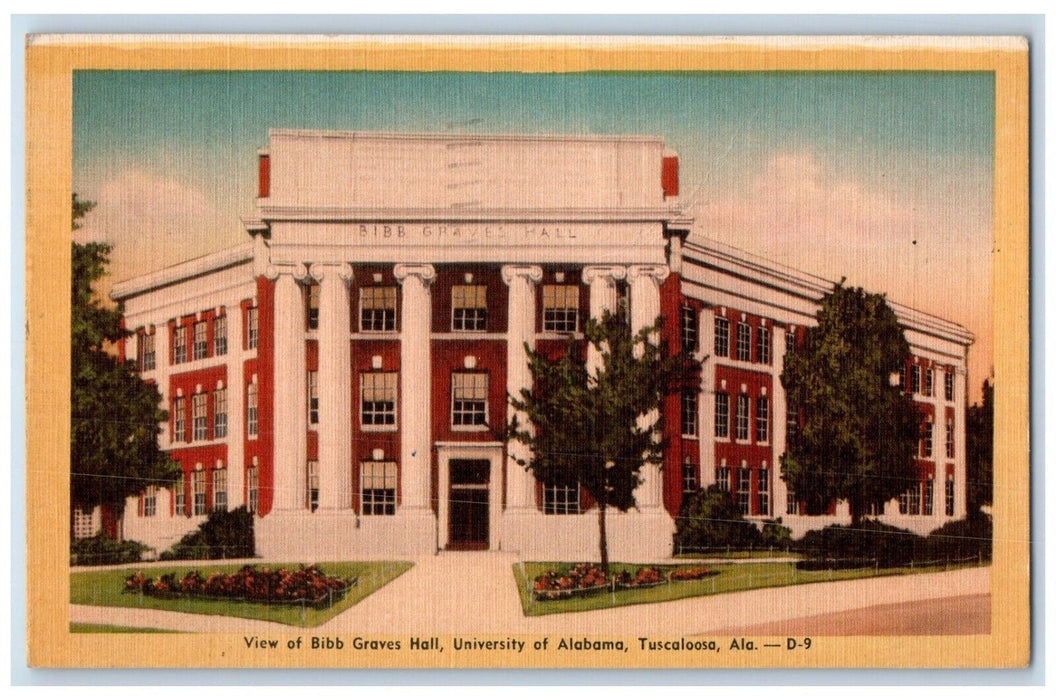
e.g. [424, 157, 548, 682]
[70, 560, 413, 627]
[673, 549, 803, 560]
[70, 623, 178, 633]
[513, 560, 980, 616]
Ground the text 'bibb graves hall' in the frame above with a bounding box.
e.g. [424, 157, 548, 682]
[108, 130, 974, 561]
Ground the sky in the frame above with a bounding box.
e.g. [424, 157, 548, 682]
[73, 70, 994, 401]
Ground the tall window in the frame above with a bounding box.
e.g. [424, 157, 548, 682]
[945, 476, 955, 516]
[737, 468, 751, 515]
[786, 400, 799, 445]
[922, 477, 934, 516]
[361, 461, 397, 515]
[192, 393, 208, 441]
[680, 306, 698, 353]
[716, 467, 731, 492]
[714, 317, 730, 357]
[681, 389, 698, 436]
[756, 326, 771, 364]
[542, 284, 579, 333]
[214, 314, 227, 356]
[900, 485, 921, 515]
[142, 486, 157, 517]
[308, 371, 319, 425]
[361, 372, 397, 428]
[755, 396, 769, 443]
[360, 286, 397, 332]
[138, 332, 156, 371]
[307, 283, 320, 330]
[736, 322, 751, 362]
[757, 468, 770, 517]
[192, 470, 207, 516]
[193, 321, 208, 360]
[922, 418, 933, 458]
[247, 466, 259, 514]
[246, 383, 258, 438]
[173, 325, 188, 364]
[174, 477, 186, 516]
[735, 394, 750, 441]
[946, 418, 955, 458]
[213, 468, 227, 512]
[911, 365, 921, 394]
[452, 284, 488, 331]
[543, 482, 580, 514]
[173, 397, 186, 443]
[306, 460, 319, 512]
[452, 372, 488, 427]
[899, 367, 907, 391]
[214, 388, 227, 439]
[682, 458, 698, 496]
[924, 368, 934, 397]
[714, 393, 730, 438]
[247, 307, 259, 349]
[945, 371, 955, 401]
[786, 490, 799, 515]
[72, 508, 95, 539]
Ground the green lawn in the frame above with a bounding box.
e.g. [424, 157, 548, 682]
[70, 623, 178, 633]
[71, 561, 413, 627]
[513, 560, 977, 616]
[674, 550, 803, 560]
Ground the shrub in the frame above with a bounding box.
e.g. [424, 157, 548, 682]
[795, 520, 925, 568]
[924, 514, 992, 562]
[160, 507, 255, 561]
[124, 564, 355, 607]
[674, 485, 762, 554]
[71, 534, 149, 566]
[760, 520, 793, 550]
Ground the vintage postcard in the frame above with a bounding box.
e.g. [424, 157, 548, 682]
[25, 34, 1029, 669]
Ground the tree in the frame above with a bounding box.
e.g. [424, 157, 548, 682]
[966, 379, 994, 518]
[71, 194, 176, 531]
[509, 310, 696, 573]
[781, 284, 920, 524]
[674, 485, 762, 553]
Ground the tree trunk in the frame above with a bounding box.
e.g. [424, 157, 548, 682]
[598, 499, 609, 575]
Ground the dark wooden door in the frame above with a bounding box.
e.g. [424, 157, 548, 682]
[448, 460, 490, 550]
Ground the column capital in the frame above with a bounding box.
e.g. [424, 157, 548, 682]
[501, 264, 544, 286]
[309, 262, 354, 283]
[626, 264, 670, 284]
[582, 265, 627, 284]
[393, 263, 436, 284]
[265, 263, 309, 281]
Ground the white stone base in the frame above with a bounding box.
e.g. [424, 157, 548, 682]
[254, 509, 437, 561]
[122, 513, 207, 558]
[500, 508, 676, 563]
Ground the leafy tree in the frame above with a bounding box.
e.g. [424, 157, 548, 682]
[509, 310, 696, 573]
[71, 194, 176, 530]
[781, 284, 920, 524]
[674, 485, 762, 552]
[966, 379, 994, 518]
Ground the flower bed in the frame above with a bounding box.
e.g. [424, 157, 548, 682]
[532, 564, 715, 599]
[668, 566, 717, 581]
[123, 564, 357, 608]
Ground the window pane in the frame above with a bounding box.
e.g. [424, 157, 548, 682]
[452, 285, 488, 331]
[715, 393, 729, 438]
[361, 461, 397, 515]
[714, 317, 730, 357]
[361, 373, 397, 426]
[542, 284, 579, 333]
[452, 373, 488, 426]
[360, 287, 397, 331]
[214, 315, 227, 356]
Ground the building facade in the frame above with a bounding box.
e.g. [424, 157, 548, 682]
[108, 130, 974, 561]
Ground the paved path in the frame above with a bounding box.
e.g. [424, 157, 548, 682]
[70, 553, 990, 636]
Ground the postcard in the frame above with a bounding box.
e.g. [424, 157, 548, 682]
[24, 34, 1030, 669]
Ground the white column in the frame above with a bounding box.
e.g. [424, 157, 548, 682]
[312, 263, 354, 511]
[394, 264, 435, 511]
[501, 264, 543, 510]
[771, 327, 789, 521]
[226, 304, 245, 509]
[953, 367, 968, 518]
[269, 265, 309, 511]
[699, 308, 716, 487]
[582, 265, 627, 376]
[155, 325, 171, 450]
[627, 264, 670, 511]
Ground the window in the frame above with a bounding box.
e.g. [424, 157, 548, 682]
[213, 468, 227, 512]
[682, 458, 698, 495]
[361, 461, 397, 515]
[714, 393, 730, 438]
[945, 476, 955, 516]
[307, 283, 320, 330]
[173, 325, 188, 364]
[247, 307, 259, 349]
[192, 393, 208, 441]
[193, 470, 207, 516]
[173, 397, 186, 443]
[543, 482, 580, 515]
[786, 401, 799, 445]
[306, 460, 319, 512]
[308, 371, 319, 425]
[247, 467, 259, 514]
[361, 372, 397, 428]
[736, 322, 751, 362]
[72, 508, 95, 539]
[922, 418, 933, 458]
[899, 367, 907, 391]
[922, 477, 934, 516]
[899, 485, 921, 515]
[945, 371, 955, 401]
[737, 468, 751, 515]
[193, 321, 208, 360]
[174, 477, 186, 515]
[716, 467, 731, 492]
[452, 284, 488, 331]
[946, 418, 955, 458]
[756, 326, 771, 364]
[714, 317, 730, 357]
[681, 389, 698, 436]
[924, 368, 934, 397]
[214, 389, 227, 439]
[138, 332, 156, 371]
[247, 383, 258, 438]
[868, 501, 885, 516]
[735, 394, 750, 441]
[786, 490, 799, 516]
[911, 365, 921, 394]
[542, 284, 579, 333]
[755, 396, 769, 443]
[757, 468, 770, 517]
[142, 486, 157, 517]
[360, 286, 397, 332]
[681, 306, 698, 353]
[452, 372, 488, 427]
[214, 315, 227, 356]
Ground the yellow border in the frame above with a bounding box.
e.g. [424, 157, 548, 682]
[26, 35, 1030, 669]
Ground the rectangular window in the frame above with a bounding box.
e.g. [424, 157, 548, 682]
[213, 468, 227, 512]
[214, 314, 227, 356]
[786, 400, 799, 445]
[214, 389, 227, 439]
[247, 307, 259, 349]
[945, 371, 955, 401]
[868, 501, 885, 517]
[786, 490, 799, 516]
[911, 365, 921, 394]
[757, 468, 770, 517]
[307, 460, 319, 512]
[192, 393, 208, 441]
[735, 394, 750, 441]
[922, 418, 933, 458]
[138, 332, 156, 371]
[909, 485, 921, 515]
[452, 284, 488, 331]
[452, 372, 488, 427]
[755, 396, 769, 443]
[361, 461, 397, 515]
[308, 371, 319, 425]
[173, 397, 186, 443]
[756, 326, 771, 365]
[247, 467, 259, 514]
[924, 368, 934, 397]
[716, 467, 731, 492]
[946, 418, 955, 458]
[361, 372, 397, 428]
[173, 325, 188, 364]
[360, 286, 397, 332]
[307, 283, 320, 330]
[193, 470, 207, 516]
[681, 306, 698, 353]
[736, 322, 751, 362]
[714, 393, 730, 438]
[247, 383, 258, 438]
[72, 508, 95, 539]
[737, 468, 751, 516]
[193, 321, 208, 360]
[142, 486, 157, 517]
[945, 476, 955, 516]
[899, 367, 907, 391]
[682, 458, 698, 495]
[681, 389, 698, 436]
[714, 317, 730, 357]
[542, 284, 579, 333]
[174, 479, 186, 516]
[923, 477, 934, 516]
[543, 482, 580, 515]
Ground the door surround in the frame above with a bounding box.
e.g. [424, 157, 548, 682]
[435, 442, 504, 551]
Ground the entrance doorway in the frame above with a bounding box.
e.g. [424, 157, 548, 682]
[447, 459, 490, 550]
